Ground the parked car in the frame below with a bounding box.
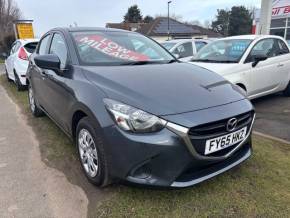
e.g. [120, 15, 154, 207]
[161, 39, 210, 61]
[27, 27, 255, 188]
[4, 39, 39, 90]
[190, 35, 290, 99]
[287, 40, 290, 46]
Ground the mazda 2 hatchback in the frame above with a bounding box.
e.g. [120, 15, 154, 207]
[27, 27, 255, 188]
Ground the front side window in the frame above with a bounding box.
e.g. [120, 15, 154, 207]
[277, 39, 289, 54]
[49, 33, 68, 68]
[173, 42, 193, 58]
[193, 39, 252, 63]
[71, 31, 174, 66]
[247, 39, 281, 62]
[38, 35, 50, 55]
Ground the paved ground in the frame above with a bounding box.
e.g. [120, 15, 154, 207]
[252, 93, 290, 142]
[0, 85, 88, 218]
[0, 64, 4, 75]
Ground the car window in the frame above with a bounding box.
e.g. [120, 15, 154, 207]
[38, 35, 50, 55]
[49, 33, 68, 68]
[247, 39, 280, 62]
[72, 31, 174, 65]
[194, 39, 252, 63]
[277, 39, 289, 54]
[24, 42, 38, 53]
[174, 42, 193, 58]
[195, 41, 207, 52]
[161, 42, 177, 51]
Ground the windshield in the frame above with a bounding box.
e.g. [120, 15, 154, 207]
[161, 42, 177, 51]
[193, 39, 252, 63]
[71, 31, 175, 65]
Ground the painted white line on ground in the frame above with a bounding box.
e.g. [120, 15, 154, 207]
[253, 131, 290, 145]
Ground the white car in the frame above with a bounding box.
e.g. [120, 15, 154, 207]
[161, 39, 211, 62]
[4, 39, 39, 90]
[190, 35, 290, 99]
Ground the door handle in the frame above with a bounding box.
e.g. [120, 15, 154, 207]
[277, 63, 284, 67]
[40, 71, 46, 76]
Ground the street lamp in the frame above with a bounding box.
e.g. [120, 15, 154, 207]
[167, 1, 172, 40]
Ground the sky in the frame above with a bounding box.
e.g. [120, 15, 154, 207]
[15, 0, 261, 37]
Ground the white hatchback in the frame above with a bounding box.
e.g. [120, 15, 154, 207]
[4, 39, 39, 90]
[190, 35, 290, 99]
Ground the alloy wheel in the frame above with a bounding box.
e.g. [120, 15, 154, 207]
[78, 129, 99, 177]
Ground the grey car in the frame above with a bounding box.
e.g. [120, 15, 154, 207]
[26, 27, 255, 188]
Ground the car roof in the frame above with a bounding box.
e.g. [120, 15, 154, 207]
[17, 38, 39, 44]
[220, 34, 285, 41]
[162, 39, 195, 43]
[50, 27, 132, 34]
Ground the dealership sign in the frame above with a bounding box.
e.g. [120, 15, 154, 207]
[272, 0, 290, 17]
[14, 22, 35, 39]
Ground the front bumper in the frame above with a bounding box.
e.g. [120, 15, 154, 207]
[102, 99, 254, 187]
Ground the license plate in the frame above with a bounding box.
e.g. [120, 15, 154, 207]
[205, 127, 247, 155]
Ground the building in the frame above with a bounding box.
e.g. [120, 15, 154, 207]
[106, 17, 222, 42]
[254, 0, 290, 43]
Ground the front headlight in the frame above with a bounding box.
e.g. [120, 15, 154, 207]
[104, 99, 167, 133]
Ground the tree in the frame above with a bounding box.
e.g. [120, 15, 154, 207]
[143, 15, 154, 23]
[124, 5, 142, 23]
[211, 9, 230, 36]
[228, 6, 252, 36]
[0, 0, 21, 53]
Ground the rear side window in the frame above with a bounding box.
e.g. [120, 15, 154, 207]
[195, 41, 207, 52]
[24, 42, 38, 53]
[174, 42, 193, 58]
[38, 35, 50, 55]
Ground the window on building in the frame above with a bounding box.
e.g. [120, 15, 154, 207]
[270, 18, 287, 28]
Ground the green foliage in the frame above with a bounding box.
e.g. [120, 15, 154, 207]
[124, 5, 143, 23]
[212, 6, 253, 36]
[143, 15, 154, 23]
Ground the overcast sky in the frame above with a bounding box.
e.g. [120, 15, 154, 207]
[15, 0, 261, 37]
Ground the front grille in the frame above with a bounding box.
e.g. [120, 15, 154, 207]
[188, 111, 254, 138]
[188, 111, 254, 157]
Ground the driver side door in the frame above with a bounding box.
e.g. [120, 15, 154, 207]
[243, 38, 281, 97]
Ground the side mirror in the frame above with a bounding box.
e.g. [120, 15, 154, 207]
[35, 54, 61, 72]
[252, 54, 267, 67]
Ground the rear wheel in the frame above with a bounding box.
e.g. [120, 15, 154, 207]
[76, 117, 110, 187]
[28, 84, 44, 117]
[14, 72, 26, 91]
[283, 82, 290, 97]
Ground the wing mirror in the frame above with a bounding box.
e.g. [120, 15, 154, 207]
[35, 54, 62, 73]
[252, 54, 267, 67]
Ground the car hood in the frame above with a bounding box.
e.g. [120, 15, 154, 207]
[82, 63, 245, 116]
[189, 62, 239, 76]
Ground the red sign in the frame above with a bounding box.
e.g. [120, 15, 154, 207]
[272, 5, 290, 16]
[76, 35, 149, 62]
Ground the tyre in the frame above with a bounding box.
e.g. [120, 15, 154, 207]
[283, 82, 290, 97]
[5, 67, 12, 82]
[14, 72, 26, 91]
[28, 84, 45, 117]
[76, 117, 110, 187]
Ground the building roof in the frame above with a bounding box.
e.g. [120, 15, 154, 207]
[137, 17, 201, 36]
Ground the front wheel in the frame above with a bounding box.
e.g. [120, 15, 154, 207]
[283, 82, 290, 97]
[28, 84, 44, 117]
[76, 117, 110, 187]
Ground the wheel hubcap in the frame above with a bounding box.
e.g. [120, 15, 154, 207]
[28, 86, 35, 112]
[78, 129, 99, 177]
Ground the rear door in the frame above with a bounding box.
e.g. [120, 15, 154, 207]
[275, 38, 290, 89]
[6, 41, 20, 78]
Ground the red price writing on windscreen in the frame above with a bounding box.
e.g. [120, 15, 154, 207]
[76, 35, 149, 62]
